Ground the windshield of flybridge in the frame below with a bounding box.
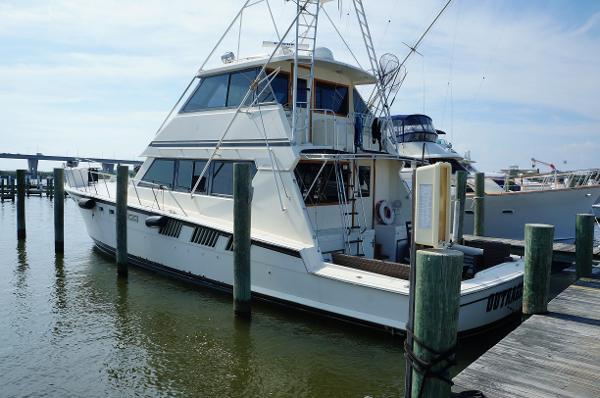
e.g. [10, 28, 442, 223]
[391, 114, 438, 143]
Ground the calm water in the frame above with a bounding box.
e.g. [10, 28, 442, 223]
[0, 197, 586, 397]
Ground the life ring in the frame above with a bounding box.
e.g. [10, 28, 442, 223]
[376, 200, 395, 225]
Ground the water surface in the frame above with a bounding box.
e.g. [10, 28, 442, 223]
[0, 197, 587, 397]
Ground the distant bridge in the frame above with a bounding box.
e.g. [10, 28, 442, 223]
[0, 152, 143, 178]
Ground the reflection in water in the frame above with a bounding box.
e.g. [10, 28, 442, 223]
[14, 239, 28, 292]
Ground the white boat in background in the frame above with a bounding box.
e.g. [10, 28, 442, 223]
[64, 1, 524, 334]
[392, 114, 600, 241]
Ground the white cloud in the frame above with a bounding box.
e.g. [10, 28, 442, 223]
[0, 0, 599, 171]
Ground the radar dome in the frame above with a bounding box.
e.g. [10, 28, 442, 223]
[314, 47, 334, 60]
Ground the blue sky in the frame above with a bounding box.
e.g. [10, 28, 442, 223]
[0, 0, 599, 172]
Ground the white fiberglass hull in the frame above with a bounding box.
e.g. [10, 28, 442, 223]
[463, 186, 600, 241]
[69, 190, 524, 335]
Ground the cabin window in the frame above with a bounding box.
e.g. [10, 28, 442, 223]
[315, 81, 348, 115]
[296, 78, 307, 107]
[211, 161, 235, 196]
[353, 89, 369, 115]
[358, 166, 371, 197]
[270, 73, 289, 106]
[182, 73, 229, 112]
[175, 160, 194, 192]
[181, 68, 290, 113]
[294, 162, 350, 205]
[141, 159, 175, 188]
[141, 159, 256, 196]
[192, 160, 209, 194]
[227, 69, 257, 107]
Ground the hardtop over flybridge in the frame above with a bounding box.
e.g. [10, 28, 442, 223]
[65, 0, 524, 334]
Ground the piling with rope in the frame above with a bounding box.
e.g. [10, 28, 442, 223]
[116, 165, 128, 277]
[473, 172, 485, 236]
[407, 249, 463, 398]
[53, 168, 64, 253]
[575, 213, 594, 278]
[233, 163, 252, 317]
[522, 223, 554, 315]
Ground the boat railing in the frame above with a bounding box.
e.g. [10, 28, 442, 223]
[65, 168, 188, 217]
[504, 168, 600, 191]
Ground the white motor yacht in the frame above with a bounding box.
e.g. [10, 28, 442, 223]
[65, 1, 523, 334]
[393, 114, 600, 241]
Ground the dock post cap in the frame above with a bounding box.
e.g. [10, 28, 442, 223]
[524, 223, 554, 229]
[416, 248, 464, 258]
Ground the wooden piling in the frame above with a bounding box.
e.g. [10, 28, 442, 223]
[473, 172, 485, 236]
[575, 213, 594, 278]
[233, 163, 252, 317]
[523, 223, 554, 315]
[0, 176, 4, 203]
[10, 176, 15, 201]
[454, 170, 467, 243]
[53, 169, 64, 253]
[410, 249, 463, 398]
[16, 170, 26, 240]
[116, 165, 128, 277]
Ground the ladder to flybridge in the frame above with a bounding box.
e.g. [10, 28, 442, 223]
[291, 0, 320, 144]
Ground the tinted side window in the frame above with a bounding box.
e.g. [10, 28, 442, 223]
[211, 161, 234, 196]
[192, 160, 209, 194]
[296, 78, 307, 108]
[175, 160, 194, 192]
[227, 69, 257, 107]
[353, 88, 369, 115]
[142, 159, 175, 188]
[270, 73, 289, 105]
[182, 74, 229, 112]
[315, 82, 348, 115]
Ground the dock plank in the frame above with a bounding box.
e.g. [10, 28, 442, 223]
[453, 274, 600, 398]
[463, 235, 600, 262]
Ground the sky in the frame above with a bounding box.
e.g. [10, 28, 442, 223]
[0, 0, 599, 172]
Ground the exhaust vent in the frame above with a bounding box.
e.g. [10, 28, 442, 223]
[159, 219, 183, 238]
[190, 226, 226, 248]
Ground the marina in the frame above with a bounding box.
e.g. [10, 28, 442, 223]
[2, 1, 600, 397]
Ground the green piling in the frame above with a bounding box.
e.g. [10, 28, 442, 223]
[455, 170, 467, 243]
[523, 223, 554, 315]
[575, 213, 594, 278]
[116, 165, 128, 277]
[53, 169, 64, 253]
[16, 170, 26, 240]
[473, 172, 485, 236]
[233, 163, 252, 317]
[410, 249, 463, 398]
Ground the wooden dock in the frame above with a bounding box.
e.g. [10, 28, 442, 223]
[453, 270, 600, 397]
[463, 234, 600, 263]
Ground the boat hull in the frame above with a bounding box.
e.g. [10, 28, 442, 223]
[464, 186, 600, 241]
[69, 191, 524, 335]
